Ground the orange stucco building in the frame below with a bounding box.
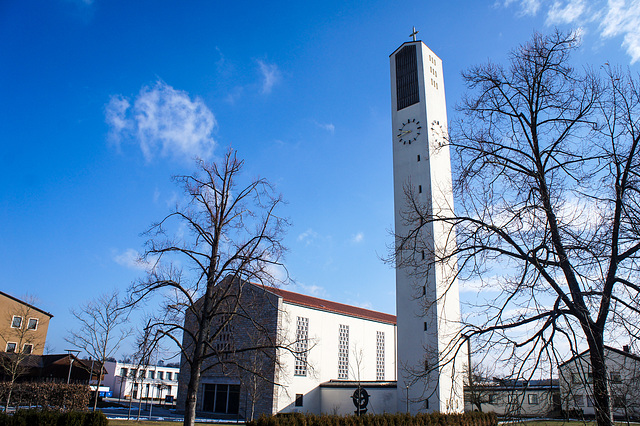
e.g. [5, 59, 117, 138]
[0, 291, 53, 355]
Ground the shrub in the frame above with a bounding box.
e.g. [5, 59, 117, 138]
[0, 410, 107, 426]
[0, 382, 89, 411]
[249, 412, 497, 426]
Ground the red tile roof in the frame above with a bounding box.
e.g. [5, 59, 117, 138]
[262, 286, 396, 325]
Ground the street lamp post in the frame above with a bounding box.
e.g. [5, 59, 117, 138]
[406, 385, 410, 414]
[65, 349, 81, 384]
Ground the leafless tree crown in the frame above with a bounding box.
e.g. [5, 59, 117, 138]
[396, 30, 640, 426]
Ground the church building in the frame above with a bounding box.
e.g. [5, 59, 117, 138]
[177, 32, 464, 419]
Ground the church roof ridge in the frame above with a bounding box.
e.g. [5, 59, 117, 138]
[258, 284, 397, 325]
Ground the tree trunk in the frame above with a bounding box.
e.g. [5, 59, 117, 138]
[183, 353, 204, 426]
[5, 383, 12, 412]
[93, 362, 103, 411]
[587, 333, 613, 426]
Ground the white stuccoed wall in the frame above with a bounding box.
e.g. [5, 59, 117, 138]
[274, 301, 397, 414]
[390, 40, 464, 414]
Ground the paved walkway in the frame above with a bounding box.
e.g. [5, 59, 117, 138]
[100, 399, 244, 423]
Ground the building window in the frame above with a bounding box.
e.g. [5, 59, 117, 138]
[149, 371, 155, 379]
[587, 396, 594, 407]
[295, 394, 304, 407]
[158, 371, 164, 380]
[201, 384, 240, 414]
[166, 372, 172, 380]
[175, 373, 178, 381]
[418, 185, 422, 193]
[424, 399, 429, 409]
[11, 316, 22, 328]
[489, 394, 497, 404]
[120, 368, 128, 377]
[424, 322, 427, 331]
[22, 344, 33, 354]
[574, 395, 584, 406]
[528, 394, 538, 405]
[215, 323, 233, 359]
[6, 342, 17, 353]
[338, 324, 349, 379]
[571, 373, 581, 384]
[610, 372, 622, 383]
[376, 331, 385, 381]
[27, 318, 38, 330]
[294, 316, 309, 376]
[140, 370, 146, 379]
[417, 155, 421, 162]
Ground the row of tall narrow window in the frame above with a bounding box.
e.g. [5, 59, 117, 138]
[294, 316, 309, 376]
[293, 317, 386, 381]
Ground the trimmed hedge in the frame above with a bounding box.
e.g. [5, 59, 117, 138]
[248, 411, 498, 426]
[0, 409, 107, 426]
[0, 382, 90, 411]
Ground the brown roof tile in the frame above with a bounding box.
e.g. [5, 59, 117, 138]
[261, 286, 396, 325]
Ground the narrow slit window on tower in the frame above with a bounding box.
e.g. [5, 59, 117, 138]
[395, 45, 419, 110]
[418, 185, 422, 193]
[424, 322, 427, 331]
[422, 286, 426, 296]
[421, 250, 425, 260]
[417, 154, 421, 162]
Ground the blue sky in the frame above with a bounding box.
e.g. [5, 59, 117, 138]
[1, 0, 639, 359]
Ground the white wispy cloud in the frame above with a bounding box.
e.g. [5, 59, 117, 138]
[501, 0, 542, 16]
[105, 80, 217, 162]
[105, 95, 131, 150]
[546, 0, 587, 24]
[350, 232, 364, 244]
[288, 282, 329, 298]
[113, 248, 156, 272]
[501, 0, 640, 63]
[600, 0, 640, 63]
[459, 276, 502, 293]
[257, 60, 281, 94]
[314, 121, 336, 134]
[297, 228, 319, 245]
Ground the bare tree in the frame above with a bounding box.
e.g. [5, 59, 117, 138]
[128, 148, 289, 426]
[464, 362, 495, 412]
[0, 298, 42, 410]
[66, 291, 132, 410]
[394, 30, 640, 426]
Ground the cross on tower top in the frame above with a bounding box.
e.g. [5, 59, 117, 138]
[410, 26, 419, 42]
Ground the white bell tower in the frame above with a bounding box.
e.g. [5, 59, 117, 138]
[390, 32, 464, 414]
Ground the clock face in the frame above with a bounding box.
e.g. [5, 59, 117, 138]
[397, 118, 421, 145]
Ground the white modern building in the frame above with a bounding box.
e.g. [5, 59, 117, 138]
[178, 281, 397, 419]
[464, 379, 559, 417]
[559, 346, 640, 419]
[102, 360, 180, 403]
[390, 35, 464, 413]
